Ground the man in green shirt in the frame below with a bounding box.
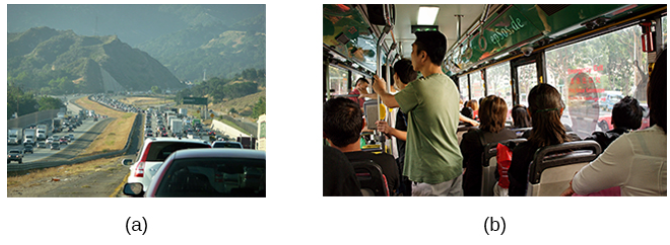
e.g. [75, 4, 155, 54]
[371, 31, 463, 196]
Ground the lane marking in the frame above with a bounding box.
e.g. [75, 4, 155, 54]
[110, 172, 131, 197]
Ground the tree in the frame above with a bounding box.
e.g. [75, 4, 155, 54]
[151, 85, 162, 94]
[38, 96, 64, 110]
[252, 96, 266, 119]
[229, 108, 238, 114]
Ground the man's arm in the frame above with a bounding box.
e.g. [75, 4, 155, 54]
[376, 121, 407, 141]
[459, 114, 479, 127]
[371, 75, 399, 108]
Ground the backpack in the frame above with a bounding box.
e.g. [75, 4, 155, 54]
[496, 143, 513, 188]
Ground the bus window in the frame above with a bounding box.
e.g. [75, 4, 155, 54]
[517, 63, 537, 108]
[486, 62, 512, 109]
[545, 25, 652, 137]
[328, 66, 349, 96]
[458, 76, 468, 101]
[663, 16, 667, 48]
[469, 71, 485, 102]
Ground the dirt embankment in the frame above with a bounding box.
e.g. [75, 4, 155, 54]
[75, 97, 137, 156]
[7, 156, 130, 197]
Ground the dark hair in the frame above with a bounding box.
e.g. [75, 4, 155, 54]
[355, 77, 369, 86]
[611, 96, 643, 130]
[479, 95, 508, 133]
[393, 59, 417, 84]
[511, 105, 531, 128]
[648, 49, 666, 134]
[413, 31, 447, 65]
[323, 98, 363, 147]
[527, 83, 570, 148]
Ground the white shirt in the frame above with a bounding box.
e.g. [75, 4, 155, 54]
[573, 125, 667, 196]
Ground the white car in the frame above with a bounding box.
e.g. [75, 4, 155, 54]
[122, 138, 211, 192]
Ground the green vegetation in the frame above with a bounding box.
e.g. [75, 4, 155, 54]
[175, 68, 265, 104]
[7, 82, 67, 119]
[151, 86, 162, 94]
[251, 97, 266, 119]
[138, 14, 265, 81]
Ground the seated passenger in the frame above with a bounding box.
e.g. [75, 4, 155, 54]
[511, 105, 531, 129]
[508, 84, 571, 196]
[584, 96, 643, 150]
[461, 100, 474, 119]
[323, 97, 400, 193]
[323, 145, 362, 196]
[562, 49, 667, 196]
[469, 99, 479, 120]
[460, 95, 517, 196]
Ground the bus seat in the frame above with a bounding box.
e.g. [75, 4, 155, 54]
[527, 141, 601, 196]
[351, 160, 390, 196]
[457, 124, 475, 144]
[510, 127, 532, 138]
[480, 138, 527, 196]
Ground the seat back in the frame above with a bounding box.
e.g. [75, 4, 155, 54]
[351, 160, 390, 196]
[480, 138, 527, 196]
[510, 127, 532, 138]
[527, 141, 601, 196]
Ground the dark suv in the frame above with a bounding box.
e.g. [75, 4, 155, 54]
[8, 149, 23, 164]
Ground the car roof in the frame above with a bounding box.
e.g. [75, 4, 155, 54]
[171, 148, 265, 160]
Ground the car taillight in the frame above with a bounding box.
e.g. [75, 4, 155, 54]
[135, 161, 145, 177]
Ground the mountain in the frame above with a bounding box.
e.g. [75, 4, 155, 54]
[137, 13, 266, 81]
[7, 27, 184, 94]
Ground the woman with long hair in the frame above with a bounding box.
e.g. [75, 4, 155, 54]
[511, 105, 531, 128]
[460, 95, 517, 195]
[562, 49, 666, 196]
[508, 83, 571, 196]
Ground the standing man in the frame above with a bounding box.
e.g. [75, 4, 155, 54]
[371, 31, 463, 196]
[349, 77, 370, 109]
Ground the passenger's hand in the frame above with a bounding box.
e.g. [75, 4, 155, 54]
[560, 186, 575, 196]
[470, 119, 480, 127]
[372, 75, 387, 93]
[376, 121, 392, 135]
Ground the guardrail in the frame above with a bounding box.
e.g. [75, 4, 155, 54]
[7, 98, 142, 173]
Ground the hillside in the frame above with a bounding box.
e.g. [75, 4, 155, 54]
[137, 13, 266, 81]
[7, 27, 183, 94]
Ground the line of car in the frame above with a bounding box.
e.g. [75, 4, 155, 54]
[7, 133, 76, 164]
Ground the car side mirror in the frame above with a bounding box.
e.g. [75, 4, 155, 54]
[123, 183, 145, 197]
[122, 159, 133, 166]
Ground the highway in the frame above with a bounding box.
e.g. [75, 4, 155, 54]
[7, 95, 106, 163]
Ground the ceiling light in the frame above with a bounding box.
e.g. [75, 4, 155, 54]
[418, 6, 440, 25]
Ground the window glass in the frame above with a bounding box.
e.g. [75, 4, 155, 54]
[145, 142, 211, 161]
[545, 25, 650, 138]
[328, 66, 349, 96]
[469, 71, 485, 102]
[663, 16, 667, 47]
[486, 62, 512, 109]
[156, 158, 266, 197]
[517, 63, 537, 108]
[458, 75, 469, 101]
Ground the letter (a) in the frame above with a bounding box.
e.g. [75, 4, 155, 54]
[132, 221, 143, 232]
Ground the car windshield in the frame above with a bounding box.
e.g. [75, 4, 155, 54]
[155, 157, 265, 197]
[144, 142, 210, 162]
[213, 142, 242, 148]
[9, 150, 21, 154]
